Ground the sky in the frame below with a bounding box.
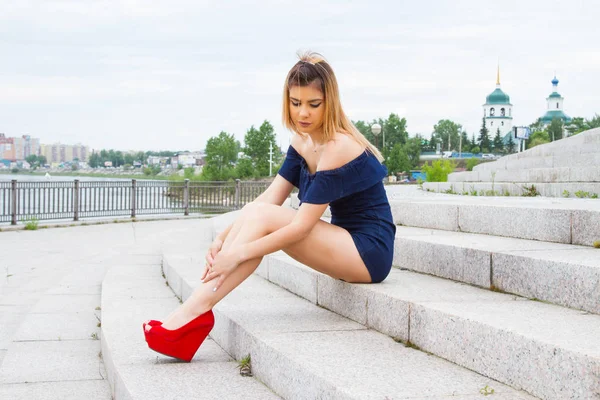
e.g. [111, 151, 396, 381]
[1, 0, 599, 152]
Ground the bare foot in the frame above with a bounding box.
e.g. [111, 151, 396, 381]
[160, 306, 209, 331]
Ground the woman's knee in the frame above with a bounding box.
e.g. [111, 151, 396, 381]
[241, 202, 277, 225]
[241, 201, 271, 216]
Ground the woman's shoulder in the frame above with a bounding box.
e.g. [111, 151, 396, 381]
[318, 133, 365, 172]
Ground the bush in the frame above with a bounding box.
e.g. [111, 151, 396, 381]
[471, 146, 481, 154]
[466, 158, 481, 171]
[11, 168, 19, 173]
[24, 217, 39, 230]
[422, 159, 456, 182]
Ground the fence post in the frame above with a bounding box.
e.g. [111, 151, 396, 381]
[11, 180, 17, 225]
[131, 179, 137, 218]
[73, 180, 80, 221]
[183, 179, 190, 216]
[235, 179, 241, 209]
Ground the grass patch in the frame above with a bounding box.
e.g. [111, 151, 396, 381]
[480, 385, 495, 396]
[24, 217, 39, 230]
[521, 184, 540, 197]
[237, 354, 253, 376]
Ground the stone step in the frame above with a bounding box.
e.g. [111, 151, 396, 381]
[472, 128, 600, 172]
[472, 153, 600, 171]
[423, 181, 600, 199]
[163, 253, 536, 400]
[394, 226, 600, 314]
[226, 251, 600, 400]
[388, 196, 600, 247]
[449, 166, 600, 183]
[100, 261, 281, 400]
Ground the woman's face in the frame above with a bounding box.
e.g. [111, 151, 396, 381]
[289, 83, 324, 136]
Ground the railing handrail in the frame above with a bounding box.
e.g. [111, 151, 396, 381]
[1, 179, 270, 225]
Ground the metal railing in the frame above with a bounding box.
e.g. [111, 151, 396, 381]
[0, 179, 270, 225]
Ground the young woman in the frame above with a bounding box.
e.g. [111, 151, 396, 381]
[144, 52, 396, 362]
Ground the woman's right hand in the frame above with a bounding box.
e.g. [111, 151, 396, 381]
[201, 238, 223, 281]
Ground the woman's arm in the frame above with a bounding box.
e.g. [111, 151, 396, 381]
[237, 202, 327, 264]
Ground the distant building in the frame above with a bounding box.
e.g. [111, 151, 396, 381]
[40, 143, 90, 163]
[483, 66, 514, 139]
[147, 156, 169, 166]
[13, 135, 40, 160]
[0, 134, 16, 161]
[171, 151, 205, 168]
[540, 76, 571, 126]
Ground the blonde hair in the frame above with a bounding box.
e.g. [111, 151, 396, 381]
[282, 51, 384, 162]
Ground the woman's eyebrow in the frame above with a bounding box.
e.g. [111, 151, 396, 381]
[289, 97, 322, 102]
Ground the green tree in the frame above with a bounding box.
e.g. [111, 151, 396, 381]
[244, 120, 279, 177]
[25, 155, 38, 165]
[89, 152, 101, 168]
[565, 117, 587, 136]
[124, 153, 135, 166]
[422, 159, 456, 182]
[460, 131, 470, 153]
[403, 137, 422, 168]
[586, 114, 600, 129]
[492, 128, 504, 153]
[506, 134, 516, 154]
[386, 144, 412, 175]
[547, 118, 564, 141]
[526, 130, 550, 149]
[432, 119, 462, 152]
[38, 155, 47, 165]
[235, 157, 256, 179]
[478, 117, 491, 152]
[381, 113, 408, 155]
[202, 131, 240, 180]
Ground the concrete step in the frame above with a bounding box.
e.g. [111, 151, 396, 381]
[472, 128, 600, 172]
[425, 181, 600, 198]
[388, 196, 600, 247]
[449, 166, 600, 183]
[233, 251, 600, 400]
[163, 253, 536, 400]
[394, 226, 600, 314]
[100, 261, 281, 399]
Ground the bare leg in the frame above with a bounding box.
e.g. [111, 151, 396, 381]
[157, 202, 370, 331]
[159, 205, 266, 330]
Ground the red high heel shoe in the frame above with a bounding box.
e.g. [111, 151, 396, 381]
[144, 310, 214, 362]
[143, 320, 161, 343]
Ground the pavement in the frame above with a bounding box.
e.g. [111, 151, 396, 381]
[0, 218, 208, 399]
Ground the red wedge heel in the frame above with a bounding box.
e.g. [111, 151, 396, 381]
[143, 310, 214, 362]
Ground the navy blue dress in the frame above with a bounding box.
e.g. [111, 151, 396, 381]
[278, 145, 396, 283]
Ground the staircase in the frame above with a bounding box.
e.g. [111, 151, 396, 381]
[423, 127, 600, 197]
[96, 191, 600, 399]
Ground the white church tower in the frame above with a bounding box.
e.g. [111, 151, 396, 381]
[540, 76, 571, 126]
[483, 66, 513, 138]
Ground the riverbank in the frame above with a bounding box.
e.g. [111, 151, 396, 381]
[0, 170, 173, 180]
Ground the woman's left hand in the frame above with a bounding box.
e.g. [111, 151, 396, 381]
[201, 249, 241, 291]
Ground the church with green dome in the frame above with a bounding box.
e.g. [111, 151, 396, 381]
[540, 76, 571, 126]
[483, 66, 517, 149]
